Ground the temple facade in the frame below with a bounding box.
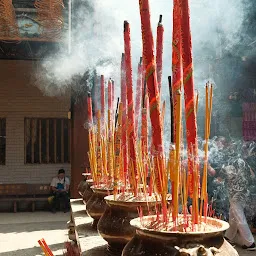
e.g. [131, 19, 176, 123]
[0, 0, 89, 200]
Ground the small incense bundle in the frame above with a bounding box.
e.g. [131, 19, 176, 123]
[35, 0, 64, 40]
[101, 75, 105, 124]
[0, 0, 20, 38]
[172, 90, 182, 224]
[200, 83, 213, 219]
[88, 129, 97, 182]
[87, 92, 93, 126]
[96, 110, 103, 184]
[107, 109, 114, 181]
[108, 79, 113, 126]
[135, 57, 143, 134]
[38, 239, 54, 256]
[114, 102, 123, 196]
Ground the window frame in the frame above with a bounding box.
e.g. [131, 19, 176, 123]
[24, 118, 71, 164]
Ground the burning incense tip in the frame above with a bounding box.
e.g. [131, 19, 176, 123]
[159, 14, 163, 24]
[88, 92, 91, 97]
[124, 20, 129, 32]
[122, 53, 125, 60]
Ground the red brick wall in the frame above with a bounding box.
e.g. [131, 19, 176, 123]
[0, 60, 71, 184]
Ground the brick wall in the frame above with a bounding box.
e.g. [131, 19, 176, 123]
[0, 60, 71, 184]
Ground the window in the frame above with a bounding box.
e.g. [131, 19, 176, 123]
[0, 118, 6, 165]
[25, 118, 70, 164]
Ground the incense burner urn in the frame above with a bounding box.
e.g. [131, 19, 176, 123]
[122, 215, 239, 256]
[82, 179, 94, 204]
[78, 173, 91, 196]
[86, 186, 113, 227]
[97, 195, 160, 255]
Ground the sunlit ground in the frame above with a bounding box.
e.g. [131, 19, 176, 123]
[0, 211, 255, 255]
[0, 212, 69, 256]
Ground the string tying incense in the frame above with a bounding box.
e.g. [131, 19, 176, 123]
[124, 21, 138, 195]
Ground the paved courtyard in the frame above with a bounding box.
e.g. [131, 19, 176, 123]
[0, 211, 255, 256]
[0, 211, 69, 256]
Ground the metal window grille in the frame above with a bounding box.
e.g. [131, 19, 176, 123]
[24, 118, 70, 164]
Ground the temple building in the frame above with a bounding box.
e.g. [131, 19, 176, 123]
[0, 0, 88, 205]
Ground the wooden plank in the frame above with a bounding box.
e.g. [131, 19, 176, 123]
[61, 119, 64, 163]
[39, 119, 42, 163]
[54, 119, 57, 163]
[46, 119, 49, 163]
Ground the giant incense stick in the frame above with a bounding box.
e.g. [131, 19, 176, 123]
[124, 21, 138, 194]
[156, 15, 164, 95]
[120, 53, 128, 186]
[139, 0, 167, 222]
[172, 0, 183, 143]
[180, 0, 198, 199]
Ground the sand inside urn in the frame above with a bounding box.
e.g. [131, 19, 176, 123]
[113, 193, 163, 202]
[141, 215, 223, 233]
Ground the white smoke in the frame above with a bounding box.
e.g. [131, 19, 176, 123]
[34, 0, 247, 144]
[36, 0, 245, 96]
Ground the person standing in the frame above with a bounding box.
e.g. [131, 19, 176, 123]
[221, 158, 256, 251]
[50, 169, 70, 213]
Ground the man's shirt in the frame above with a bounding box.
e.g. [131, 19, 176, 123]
[50, 177, 70, 190]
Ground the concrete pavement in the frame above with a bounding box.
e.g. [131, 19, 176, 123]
[0, 211, 70, 256]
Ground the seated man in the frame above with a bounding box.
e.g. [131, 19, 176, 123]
[50, 169, 70, 213]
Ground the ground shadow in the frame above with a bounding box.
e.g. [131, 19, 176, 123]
[85, 244, 108, 256]
[0, 242, 65, 256]
[0, 221, 67, 233]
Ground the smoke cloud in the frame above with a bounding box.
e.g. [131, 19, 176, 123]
[34, 0, 252, 137]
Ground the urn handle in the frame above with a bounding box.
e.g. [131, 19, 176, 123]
[177, 245, 220, 255]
